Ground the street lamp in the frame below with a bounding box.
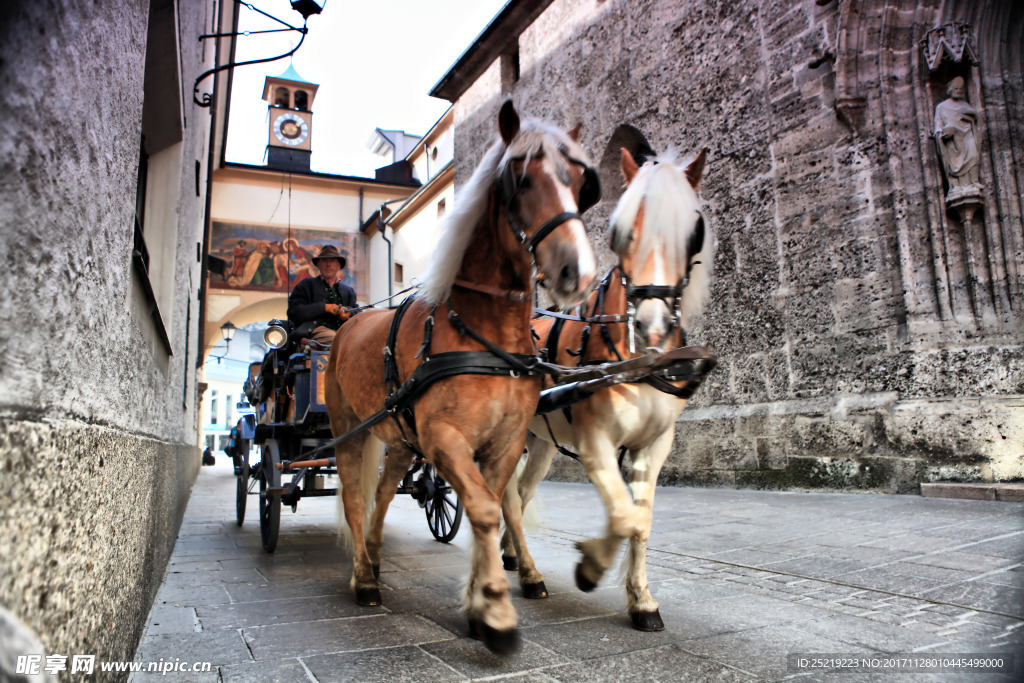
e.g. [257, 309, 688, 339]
[210, 321, 238, 362]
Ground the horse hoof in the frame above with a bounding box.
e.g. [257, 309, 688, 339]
[355, 587, 382, 606]
[372, 564, 380, 579]
[522, 581, 548, 599]
[468, 618, 519, 655]
[502, 555, 519, 572]
[574, 563, 598, 593]
[631, 609, 665, 631]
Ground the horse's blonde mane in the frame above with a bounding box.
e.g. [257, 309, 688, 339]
[608, 148, 714, 327]
[420, 118, 591, 305]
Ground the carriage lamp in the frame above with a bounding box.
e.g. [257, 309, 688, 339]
[263, 323, 289, 349]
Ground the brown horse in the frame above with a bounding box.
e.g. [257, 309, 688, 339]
[324, 102, 599, 654]
[500, 146, 713, 631]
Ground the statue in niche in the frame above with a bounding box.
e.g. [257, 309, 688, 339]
[933, 76, 982, 207]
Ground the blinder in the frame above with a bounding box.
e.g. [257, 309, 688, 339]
[578, 165, 601, 214]
[499, 155, 601, 213]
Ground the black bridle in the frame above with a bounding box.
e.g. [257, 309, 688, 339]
[617, 211, 706, 353]
[498, 149, 601, 253]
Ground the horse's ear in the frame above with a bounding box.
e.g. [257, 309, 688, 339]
[567, 123, 582, 142]
[498, 101, 520, 145]
[621, 147, 639, 184]
[685, 147, 709, 190]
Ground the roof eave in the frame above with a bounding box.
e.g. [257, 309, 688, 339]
[429, 0, 555, 102]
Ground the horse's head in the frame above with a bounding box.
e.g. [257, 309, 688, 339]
[608, 147, 713, 350]
[496, 102, 598, 308]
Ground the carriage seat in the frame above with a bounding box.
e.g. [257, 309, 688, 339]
[298, 338, 331, 352]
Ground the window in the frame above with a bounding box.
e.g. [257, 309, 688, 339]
[500, 45, 520, 92]
[210, 396, 218, 425]
[132, 0, 185, 359]
[294, 90, 308, 111]
[394, 262, 404, 284]
[275, 86, 290, 108]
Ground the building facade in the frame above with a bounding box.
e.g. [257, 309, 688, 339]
[433, 0, 1024, 491]
[204, 68, 418, 353]
[364, 107, 456, 306]
[0, 0, 236, 669]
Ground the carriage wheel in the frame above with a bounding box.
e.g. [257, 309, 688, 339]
[235, 458, 250, 527]
[423, 464, 462, 543]
[259, 440, 281, 553]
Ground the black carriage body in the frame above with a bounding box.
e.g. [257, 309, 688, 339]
[237, 325, 462, 552]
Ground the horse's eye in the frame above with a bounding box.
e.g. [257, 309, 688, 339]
[518, 176, 532, 191]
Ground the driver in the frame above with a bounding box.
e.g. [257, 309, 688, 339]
[286, 245, 356, 345]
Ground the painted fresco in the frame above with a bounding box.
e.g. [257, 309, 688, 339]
[208, 222, 367, 299]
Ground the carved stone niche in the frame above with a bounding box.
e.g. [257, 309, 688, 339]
[923, 23, 983, 219]
[920, 22, 996, 324]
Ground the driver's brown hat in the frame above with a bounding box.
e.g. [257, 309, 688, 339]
[311, 245, 346, 269]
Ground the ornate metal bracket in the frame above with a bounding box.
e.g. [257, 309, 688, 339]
[193, 0, 320, 108]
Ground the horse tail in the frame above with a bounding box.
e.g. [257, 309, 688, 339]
[335, 434, 385, 548]
[360, 435, 385, 531]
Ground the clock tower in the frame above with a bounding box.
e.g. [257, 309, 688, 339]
[262, 63, 319, 172]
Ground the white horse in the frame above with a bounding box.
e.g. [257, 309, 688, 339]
[500, 146, 713, 631]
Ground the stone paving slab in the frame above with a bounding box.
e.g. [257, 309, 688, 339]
[132, 460, 1023, 681]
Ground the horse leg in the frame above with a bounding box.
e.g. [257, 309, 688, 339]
[423, 424, 518, 655]
[623, 428, 674, 631]
[573, 431, 644, 593]
[365, 440, 412, 580]
[499, 466, 520, 571]
[500, 434, 553, 598]
[335, 433, 383, 606]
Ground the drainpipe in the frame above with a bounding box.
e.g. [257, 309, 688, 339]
[380, 217, 392, 300]
[377, 198, 407, 302]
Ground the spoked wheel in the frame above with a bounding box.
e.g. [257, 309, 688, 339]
[422, 464, 462, 543]
[235, 458, 250, 527]
[259, 440, 281, 553]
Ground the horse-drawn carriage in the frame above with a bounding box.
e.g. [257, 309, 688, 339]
[221, 102, 718, 655]
[234, 326, 463, 552]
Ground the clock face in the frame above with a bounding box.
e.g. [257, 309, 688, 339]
[272, 112, 309, 146]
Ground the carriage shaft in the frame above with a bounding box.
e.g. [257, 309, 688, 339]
[277, 457, 336, 471]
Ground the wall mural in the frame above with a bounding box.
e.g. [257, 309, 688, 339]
[208, 222, 367, 299]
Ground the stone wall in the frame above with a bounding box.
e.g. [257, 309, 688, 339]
[451, 0, 1024, 491]
[0, 0, 211, 668]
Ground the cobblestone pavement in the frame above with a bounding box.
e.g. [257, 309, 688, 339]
[132, 459, 1023, 682]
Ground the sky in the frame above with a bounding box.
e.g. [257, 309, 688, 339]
[223, 0, 508, 177]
